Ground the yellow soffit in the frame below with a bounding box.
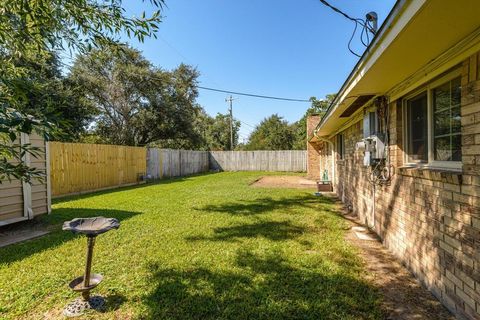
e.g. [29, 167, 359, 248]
[316, 0, 480, 137]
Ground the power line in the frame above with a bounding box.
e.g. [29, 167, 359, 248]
[347, 21, 361, 58]
[158, 35, 190, 64]
[157, 34, 224, 88]
[156, 33, 310, 103]
[317, 0, 375, 57]
[56, 59, 311, 103]
[318, 0, 372, 31]
[240, 120, 256, 129]
[238, 132, 250, 139]
[154, 34, 311, 102]
[198, 86, 310, 102]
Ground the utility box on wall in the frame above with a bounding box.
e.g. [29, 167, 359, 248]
[356, 111, 386, 166]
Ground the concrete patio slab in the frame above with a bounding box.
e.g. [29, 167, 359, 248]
[0, 230, 49, 248]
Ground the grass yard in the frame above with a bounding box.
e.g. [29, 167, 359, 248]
[0, 172, 383, 319]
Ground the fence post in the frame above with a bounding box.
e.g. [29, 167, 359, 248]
[46, 141, 52, 213]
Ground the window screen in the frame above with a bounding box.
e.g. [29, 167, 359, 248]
[406, 93, 428, 162]
[432, 77, 461, 161]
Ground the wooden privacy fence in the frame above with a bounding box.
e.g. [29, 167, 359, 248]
[147, 149, 209, 179]
[209, 150, 307, 172]
[49, 143, 306, 197]
[49, 142, 146, 197]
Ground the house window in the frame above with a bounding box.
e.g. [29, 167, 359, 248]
[337, 134, 345, 160]
[403, 69, 462, 169]
[432, 77, 461, 161]
[406, 93, 428, 162]
[363, 111, 378, 138]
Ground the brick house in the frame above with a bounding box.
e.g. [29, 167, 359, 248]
[307, 1, 480, 319]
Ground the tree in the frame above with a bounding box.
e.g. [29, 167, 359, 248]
[69, 45, 202, 147]
[189, 108, 215, 151]
[0, 107, 54, 183]
[11, 53, 96, 141]
[0, 0, 164, 182]
[245, 114, 295, 150]
[207, 113, 241, 151]
[292, 94, 335, 150]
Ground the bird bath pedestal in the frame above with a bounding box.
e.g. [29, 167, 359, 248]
[62, 217, 120, 317]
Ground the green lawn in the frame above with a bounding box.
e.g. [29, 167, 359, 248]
[0, 172, 383, 319]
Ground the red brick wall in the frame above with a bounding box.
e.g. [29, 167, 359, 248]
[329, 52, 480, 319]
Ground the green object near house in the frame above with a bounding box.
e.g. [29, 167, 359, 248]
[321, 169, 329, 182]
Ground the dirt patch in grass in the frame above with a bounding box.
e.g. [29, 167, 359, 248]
[251, 175, 317, 189]
[339, 208, 455, 320]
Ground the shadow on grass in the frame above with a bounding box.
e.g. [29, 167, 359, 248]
[186, 221, 305, 242]
[194, 194, 336, 216]
[140, 250, 382, 320]
[0, 208, 140, 266]
[52, 172, 217, 204]
[103, 291, 128, 313]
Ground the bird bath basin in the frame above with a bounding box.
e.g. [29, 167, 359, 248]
[62, 217, 119, 317]
[63, 217, 120, 236]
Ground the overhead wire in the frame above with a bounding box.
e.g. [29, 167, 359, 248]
[197, 86, 310, 102]
[155, 34, 311, 103]
[364, 19, 371, 46]
[347, 21, 361, 58]
[360, 19, 369, 47]
[157, 34, 226, 89]
[54, 58, 311, 103]
[240, 120, 256, 129]
[318, 0, 364, 26]
[318, 0, 375, 57]
[57, 56, 308, 136]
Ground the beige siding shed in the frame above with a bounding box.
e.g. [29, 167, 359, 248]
[0, 133, 50, 226]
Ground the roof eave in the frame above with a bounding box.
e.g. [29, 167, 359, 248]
[315, 0, 416, 135]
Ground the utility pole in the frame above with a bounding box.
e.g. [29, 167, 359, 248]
[225, 95, 235, 150]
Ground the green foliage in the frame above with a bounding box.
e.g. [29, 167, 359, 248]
[70, 45, 204, 147]
[206, 112, 241, 150]
[0, 0, 164, 181]
[292, 95, 335, 150]
[0, 0, 164, 58]
[241, 95, 335, 151]
[0, 107, 53, 183]
[246, 114, 295, 150]
[0, 172, 382, 319]
[11, 52, 97, 140]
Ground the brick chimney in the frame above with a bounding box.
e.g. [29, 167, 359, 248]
[306, 115, 321, 180]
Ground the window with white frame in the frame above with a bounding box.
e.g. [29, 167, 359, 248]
[403, 69, 462, 169]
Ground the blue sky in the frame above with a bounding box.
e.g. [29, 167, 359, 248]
[122, 0, 396, 141]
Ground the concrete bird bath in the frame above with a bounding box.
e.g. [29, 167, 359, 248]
[62, 217, 120, 317]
